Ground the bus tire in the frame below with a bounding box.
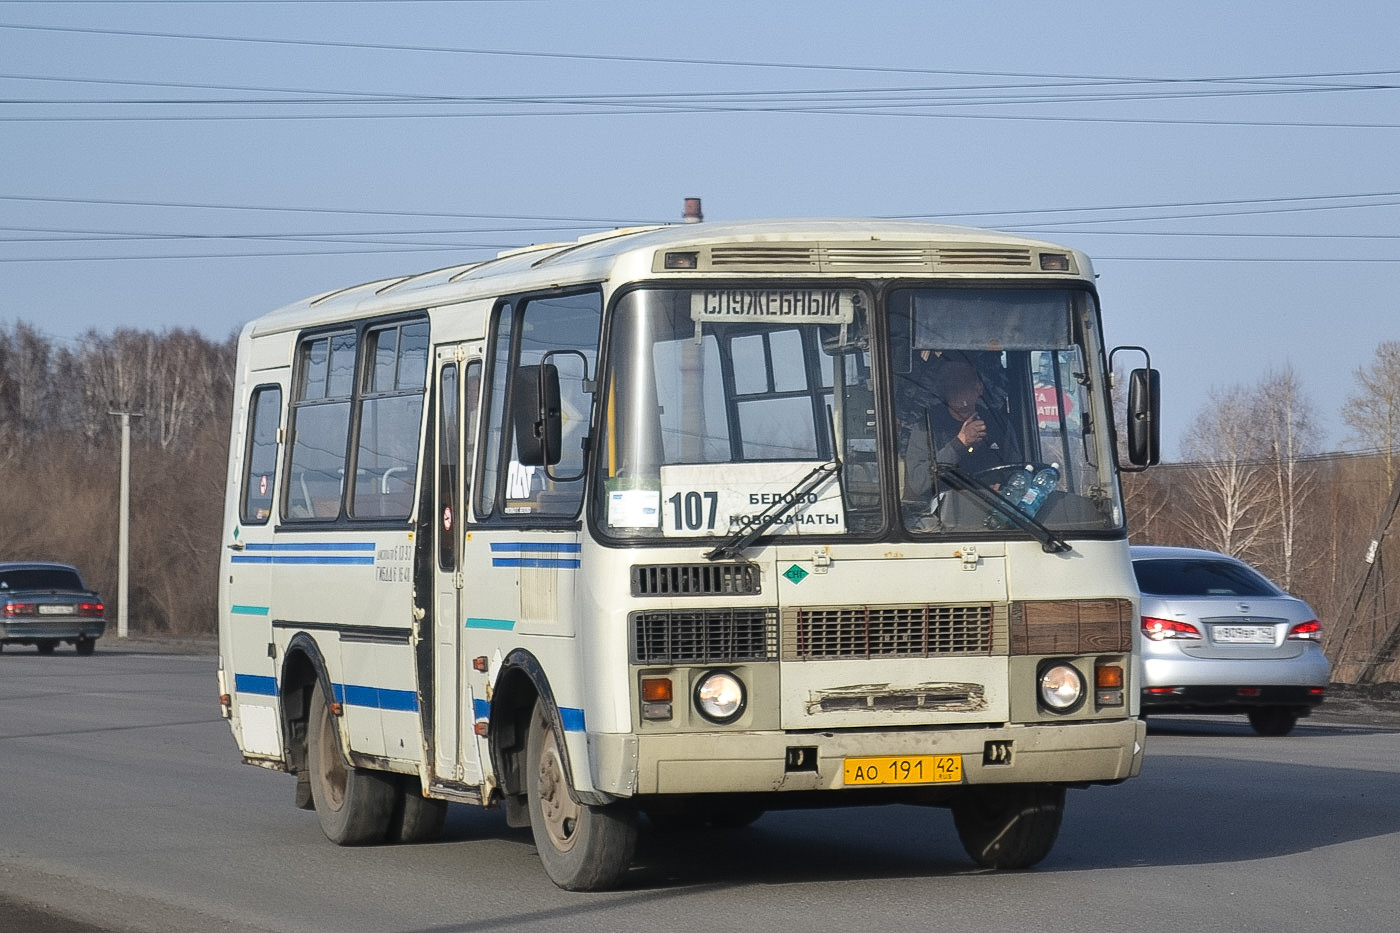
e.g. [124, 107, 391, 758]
[390, 776, 449, 844]
[951, 784, 1064, 870]
[307, 680, 395, 845]
[526, 703, 637, 891]
[709, 804, 764, 830]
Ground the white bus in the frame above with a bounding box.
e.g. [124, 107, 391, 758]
[217, 218, 1160, 890]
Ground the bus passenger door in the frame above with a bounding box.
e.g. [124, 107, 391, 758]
[428, 349, 485, 786]
[223, 378, 287, 758]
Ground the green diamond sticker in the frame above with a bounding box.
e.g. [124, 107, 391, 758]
[783, 564, 809, 584]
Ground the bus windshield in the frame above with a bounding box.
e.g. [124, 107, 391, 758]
[594, 285, 1123, 543]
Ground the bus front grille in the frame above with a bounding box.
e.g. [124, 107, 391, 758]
[631, 563, 761, 596]
[783, 603, 1001, 660]
[631, 608, 779, 664]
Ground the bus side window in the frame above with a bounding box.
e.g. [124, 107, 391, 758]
[239, 385, 282, 524]
[284, 330, 356, 523]
[350, 321, 428, 520]
[482, 292, 600, 519]
[437, 362, 459, 570]
[437, 360, 480, 570]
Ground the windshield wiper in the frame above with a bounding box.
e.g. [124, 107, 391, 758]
[705, 459, 842, 562]
[934, 463, 1072, 554]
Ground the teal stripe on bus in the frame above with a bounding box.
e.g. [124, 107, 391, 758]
[465, 617, 515, 631]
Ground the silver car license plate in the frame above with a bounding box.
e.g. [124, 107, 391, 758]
[1212, 624, 1273, 644]
[38, 604, 74, 615]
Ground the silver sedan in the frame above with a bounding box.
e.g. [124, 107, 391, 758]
[1131, 545, 1329, 736]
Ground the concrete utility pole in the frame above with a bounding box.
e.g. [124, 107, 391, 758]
[108, 410, 143, 639]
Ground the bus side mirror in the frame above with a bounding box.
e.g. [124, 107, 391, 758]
[513, 363, 562, 467]
[1127, 367, 1161, 466]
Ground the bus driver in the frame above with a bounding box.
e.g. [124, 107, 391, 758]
[900, 358, 1019, 511]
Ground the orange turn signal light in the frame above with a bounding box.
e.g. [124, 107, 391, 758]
[641, 677, 673, 702]
[1095, 665, 1124, 689]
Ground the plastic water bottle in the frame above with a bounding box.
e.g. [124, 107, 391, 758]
[986, 466, 1033, 528]
[1017, 464, 1059, 519]
[986, 464, 1059, 528]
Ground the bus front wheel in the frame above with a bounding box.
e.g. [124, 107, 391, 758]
[951, 784, 1064, 870]
[526, 704, 637, 891]
[307, 680, 395, 845]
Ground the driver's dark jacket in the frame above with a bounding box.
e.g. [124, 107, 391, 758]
[901, 402, 1020, 503]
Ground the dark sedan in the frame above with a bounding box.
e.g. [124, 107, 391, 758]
[0, 562, 106, 655]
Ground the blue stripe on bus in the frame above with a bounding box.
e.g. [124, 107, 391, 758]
[486, 540, 581, 569]
[466, 617, 515, 631]
[489, 542, 582, 554]
[490, 557, 582, 569]
[231, 541, 378, 566]
[235, 674, 278, 696]
[233, 554, 376, 566]
[469, 698, 584, 733]
[337, 683, 419, 713]
[239, 675, 573, 729]
[245, 541, 377, 552]
[230, 604, 270, 616]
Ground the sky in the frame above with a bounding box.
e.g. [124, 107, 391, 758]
[2, 0, 1398, 459]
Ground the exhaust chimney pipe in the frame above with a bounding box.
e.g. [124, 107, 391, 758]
[682, 197, 703, 224]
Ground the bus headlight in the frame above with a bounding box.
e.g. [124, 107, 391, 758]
[1038, 662, 1085, 713]
[694, 670, 746, 724]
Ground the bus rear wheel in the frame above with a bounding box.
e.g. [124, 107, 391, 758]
[390, 776, 449, 844]
[307, 680, 395, 845]
[951, 784, 1064, 870]
[526, 704, 637, 891]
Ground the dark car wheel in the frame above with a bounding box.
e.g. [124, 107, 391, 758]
[1247, 706, 1299, 736]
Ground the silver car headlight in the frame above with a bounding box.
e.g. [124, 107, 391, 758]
[694, 670, 746, 724]
[1038, 662, 1086, 713]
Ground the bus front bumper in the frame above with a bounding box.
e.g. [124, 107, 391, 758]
[588, 717, 1145, 798]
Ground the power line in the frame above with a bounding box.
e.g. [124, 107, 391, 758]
[3, 21, 1399, 87]
[0, 193, 644, 224]
[3, 192, 1398, 263]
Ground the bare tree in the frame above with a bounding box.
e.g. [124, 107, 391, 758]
[1343, 340, 1400, 482]
[0, 321, 56, 449]
[1253, 365, 1318, 589]
[1178, 384, 1275, 557]
[1122, 470, 1173, 542]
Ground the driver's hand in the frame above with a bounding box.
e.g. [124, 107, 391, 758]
[957, 415, 987, 448]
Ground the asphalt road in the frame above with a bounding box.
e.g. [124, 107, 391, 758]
[2, 643, 1398, 933]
